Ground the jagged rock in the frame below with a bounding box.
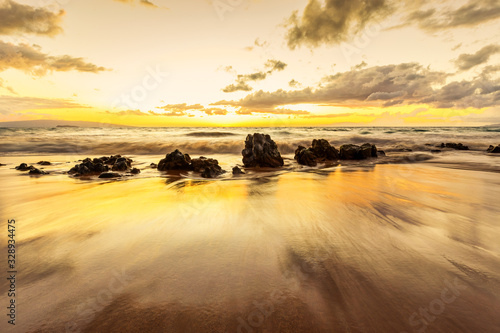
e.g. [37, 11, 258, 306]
[158, 149, 192, 171]
[98, 172, 122, 179]
[15, 163, 35, 171]
[487, 145, 500, 153]
[242, 133, 284, 168]
[439, 143, 469, 150]
[311, 139, 339, 160]
[131, 168, 141, 174]
[232, 166, 245, 175]
[37, 161, 51, 165]
[340, 143, 378, 160]
[192, 157, 225, 178]
[69, 159, 109, 175]
[294, 146, 317, 167]
[29, 168, 48, 175]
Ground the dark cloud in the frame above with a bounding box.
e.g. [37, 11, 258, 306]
[222, 59, 288, 93]
[0, 41, 109, 75]
[0, 95, 87, 115]
[405, 0, 500, 31]
[214, 62, 500, 110]
[454, 44, 500, 71]
[0, 0, 65, 36]
[285, 0, 392, 49]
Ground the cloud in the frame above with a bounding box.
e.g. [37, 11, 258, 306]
[0, 95, 88, 115]
[454, 44, 500, 71]
[214, 62, 500, 110]
[285, 0, 393, 49]
[0, 41, 109, 75]
[222, 59, 288, 93]
[153, 103, 227, 116]
[0, 78, 16, 94]
[235, 108, 310, 115]
[289, 79, 300, 88]
[113, 0, 158, 7]
[0, 0, 65, 36]
[406, 0, 500, 32]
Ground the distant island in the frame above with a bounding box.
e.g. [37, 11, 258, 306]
[0, 120, 133, 128]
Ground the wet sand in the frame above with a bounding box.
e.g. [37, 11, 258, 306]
[1, 160, 500, 332]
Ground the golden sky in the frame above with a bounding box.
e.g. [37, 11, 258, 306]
[0, 0, 499, 126]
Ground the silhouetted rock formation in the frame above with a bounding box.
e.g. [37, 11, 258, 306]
[192, 157, 225, 178]
[232, 166, 245, 175]
[68, 155, 134, 176]
[242, 133, 284, 168]
[158, 149, 192, 171]
[487, 145, 500, 153]
[339, 143, 378, 160]
[15, 163, 35, 171]
[37, 161, 51, 165]
[29, 168, 48, 175]
[98, 172, 122, 179]
[439, 143, 469, 150]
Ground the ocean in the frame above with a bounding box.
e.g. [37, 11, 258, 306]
[0, 126, 499, 332]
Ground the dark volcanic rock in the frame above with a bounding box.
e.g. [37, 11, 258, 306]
[242, 133, 284, 168]
[37, 161, 51, 166]
[232, 166, 245, 175]
[15, 163, 35, 171]
[487, 145, 500, 153]
[69, 158, 109, 176]
[158, 149, 192, 171]
[131, 168, 141, 174]
[439, 142, 469, 150]
[340, 143, 378, 160]
[29, 168, 48, 175]
[192, 157, 225, 178]
[311, 139, 339, 160]
[294, 146, 317, 167]
[98, 172, 122, 179]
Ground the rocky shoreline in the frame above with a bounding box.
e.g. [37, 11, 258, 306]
[7, 133, 500, 179]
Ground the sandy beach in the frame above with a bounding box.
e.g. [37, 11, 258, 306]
[1, 151, 499, 332]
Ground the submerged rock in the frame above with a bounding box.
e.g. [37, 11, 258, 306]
[131, 168, 141, 174]
[158, 149, 192, 171]
[487, 145, 500, 153]
[15, 163, 35, 171]
[339, 143, 378, 160]
[29, 168, 48, 175]
[242, 133, 284, 168]
[232, 166, 245, 175]
[98, 172, 122, 179]
[37, 161, 51, 166]
[192, 157, 225, 178]
[439, 143, 469, 150]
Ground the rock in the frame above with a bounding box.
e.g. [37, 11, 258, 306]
[150, 163, 158, 168]
[68, 158, 110, 175]
[294, 146, 317, 167]
[192, 157, 225, 178]
[242, 133, 284, 168]
[232, 166, 245, 175]
[339, 143, 378, 160]
[378, 150, 386, 156]
[158, 149, 192, 171]
[311, 139, 339, 160]
[0, 163, 5, 166]
[98, 172, 122, 179]
[431, 149, 441, 153]
[15, 163, 35, 171]
[487, 145, 500, 153]
[440, 143, 469, 150]
[131, 168, 141, 174]
[37, 161, 51, 165]
[29, 168, 48, 175]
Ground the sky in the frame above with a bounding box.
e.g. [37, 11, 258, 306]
[0, 0, 499, 127]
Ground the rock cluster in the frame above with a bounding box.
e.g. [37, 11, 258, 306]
[339, 143, 378, 160]
[294, 139, 339, 166]
[157, 150, 225, 178]
[438, 143, 469, 150]
[242, 133, 284, 168]
[487, 145, 500, 153]
[68, 155, 134, 176]
[15, 163, 48, 175]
